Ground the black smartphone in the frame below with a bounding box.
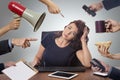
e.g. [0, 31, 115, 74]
[82, 5, 96, 17]
[90, 58, 105, 72]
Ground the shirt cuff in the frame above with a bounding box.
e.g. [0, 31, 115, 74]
[8, 39, 14, 49]
[0, 63, 5, 73]
[108, 66, 112, 76]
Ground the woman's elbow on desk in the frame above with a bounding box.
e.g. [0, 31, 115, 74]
[82, 62, 91, 68]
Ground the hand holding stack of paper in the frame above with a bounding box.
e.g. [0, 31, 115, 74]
[2, 60, 38, 80]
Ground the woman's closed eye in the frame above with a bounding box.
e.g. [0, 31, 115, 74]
[68, 26, 72, 30]
[72, 32, 77, 36]
[67, 26, 77, 36]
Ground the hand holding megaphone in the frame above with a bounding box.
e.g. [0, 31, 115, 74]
[8, 1, 46, 32]
[13, 14, 21, 19]
[7, 17, 21, 30]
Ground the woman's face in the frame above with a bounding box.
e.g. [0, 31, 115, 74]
[62, 23, 78, 41]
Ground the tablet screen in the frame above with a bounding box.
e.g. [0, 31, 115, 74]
[53, 71, 74, 77]
[48, 71, 78, 79]
[93, 72, 108, 77]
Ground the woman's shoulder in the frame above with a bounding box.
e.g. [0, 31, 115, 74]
[41, 32, 55, 47]
[42, 32, 55, 39]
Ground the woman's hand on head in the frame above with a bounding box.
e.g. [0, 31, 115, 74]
[81, 27, 89, 42]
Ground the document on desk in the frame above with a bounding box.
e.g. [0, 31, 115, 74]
[2, 61, 38, 80]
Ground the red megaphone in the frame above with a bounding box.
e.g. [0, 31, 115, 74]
[8, 1, 46, 32]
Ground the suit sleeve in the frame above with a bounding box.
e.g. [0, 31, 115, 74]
[108, 67, 120, 80]
[102, 0, 120, 10]
[0, 63, 5, 73]
[0, 40, 13, 55]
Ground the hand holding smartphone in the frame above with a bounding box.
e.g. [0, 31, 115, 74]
[82, 5, 96, 17]
[90, 58, 105, 72]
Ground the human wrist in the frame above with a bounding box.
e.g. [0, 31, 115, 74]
[5, 25, 12, 31]
[11, 38, 16, 46]
[8, 39, 14, 49]
[4, 63, 8, 68]
[98, 2, 103, 10]
[118, 22, 120, 30]
[81, 40, 85, 45]
[81, 39, 87, 43]
[106, 53, 113, 59]
[106, 65, 111, 73]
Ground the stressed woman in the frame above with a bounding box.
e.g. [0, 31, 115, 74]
[32, 20, 92, 68]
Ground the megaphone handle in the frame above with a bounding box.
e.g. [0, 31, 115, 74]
[13, 14, 21, 19]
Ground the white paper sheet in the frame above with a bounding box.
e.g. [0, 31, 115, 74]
[2, 61, 37, 80]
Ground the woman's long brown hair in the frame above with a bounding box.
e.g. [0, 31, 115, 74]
[54, 20, 90, 51]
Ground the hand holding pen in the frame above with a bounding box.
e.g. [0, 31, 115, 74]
[60, 12, 65, 18]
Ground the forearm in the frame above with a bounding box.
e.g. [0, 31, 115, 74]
[118, 22, 120, 31]
[39, 0, 53, 7]
[81, 41, 92, 67]
[107, 53, 120, 60]
[34, 55, 40, 62]
[34, 45, 45, 62]
[34, 54, 42, 61]
[0, 25, 11, 37]
[97, 2, 104, 10]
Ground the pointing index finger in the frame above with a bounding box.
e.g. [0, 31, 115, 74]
[27, 38, 38, 41]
